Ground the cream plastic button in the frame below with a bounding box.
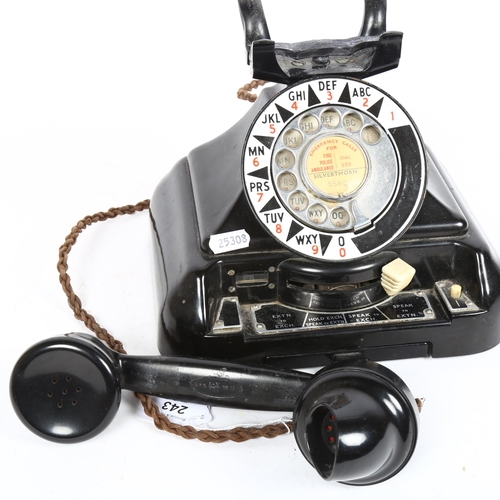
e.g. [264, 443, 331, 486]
[450, 284, 462, 299]
[381, 258, 416, 296]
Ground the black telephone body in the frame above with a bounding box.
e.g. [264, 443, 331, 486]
[150, 3, 500, 369]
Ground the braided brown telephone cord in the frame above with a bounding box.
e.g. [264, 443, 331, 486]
[236, 79, 267, 102]
[56, 199, 293, 443]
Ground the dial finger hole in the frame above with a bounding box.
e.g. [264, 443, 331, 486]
[277, 172, 297, 192]
[343, 112, 363, 132]
[283, 128, 303, 149]
[330, 207, 350, 228]
[288, 191, 309, 212]
[321, 108, 341, 129]
[275, 149, 295, 169]
[300, 114, 320, 134]
[307, 204, 328, 224]
[361, 125, 382, 145]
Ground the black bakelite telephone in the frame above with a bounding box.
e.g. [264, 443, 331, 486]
[10, 0, 500, 486]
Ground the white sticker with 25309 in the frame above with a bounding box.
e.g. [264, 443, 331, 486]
[209, 229, 250, 255]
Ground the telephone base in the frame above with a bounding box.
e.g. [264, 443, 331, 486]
[150, 87, 500, 368]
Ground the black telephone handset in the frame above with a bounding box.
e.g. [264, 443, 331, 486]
[10, 0, 500, 487]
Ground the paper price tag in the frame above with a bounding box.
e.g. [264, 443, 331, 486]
[140, 396, 213, 426]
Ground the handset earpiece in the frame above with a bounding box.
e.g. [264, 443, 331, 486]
[10, 334, 121, 443]
[10, 333, 419, 485]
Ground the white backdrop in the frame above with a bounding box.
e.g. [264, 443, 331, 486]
[1, 1, 499, 498]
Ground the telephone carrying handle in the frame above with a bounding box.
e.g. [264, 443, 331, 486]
[237, 0, 402, 83]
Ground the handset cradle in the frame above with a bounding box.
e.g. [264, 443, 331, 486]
[238, 0, 403, 83]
